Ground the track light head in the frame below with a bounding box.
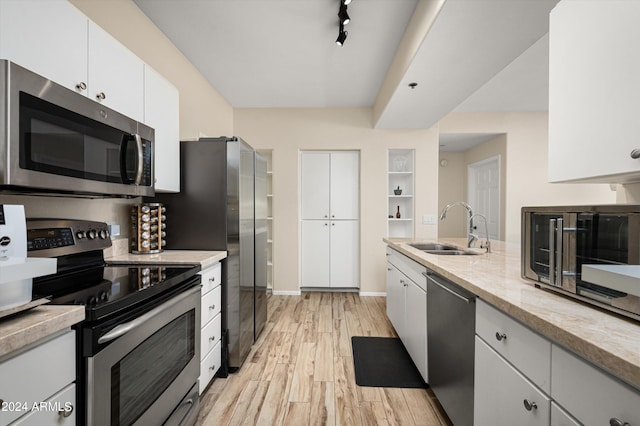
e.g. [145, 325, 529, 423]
[339, 3, 350, 25]
[336, 23, 348, 46]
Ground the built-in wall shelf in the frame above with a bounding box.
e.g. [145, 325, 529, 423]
[388, 149, 415, 238]
[258, 149, 274, 292]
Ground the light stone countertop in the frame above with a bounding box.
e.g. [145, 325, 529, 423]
[106, 250, 227, 270]
[0, 305, 84, 359]
[385, 237, 640, 391]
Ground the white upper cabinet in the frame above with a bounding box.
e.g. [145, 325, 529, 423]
[88, 21, 144, 122]
[548, 0, 640, 183]
[301, 152, 359, 220]
[144, 65, 180, 192]
[301, 153, 331, 219]
[0, 0, 88, 93]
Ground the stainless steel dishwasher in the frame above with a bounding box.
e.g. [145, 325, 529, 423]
[426, 270, 476, 426]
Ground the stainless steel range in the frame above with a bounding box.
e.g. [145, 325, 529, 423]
[27, 219, 201, 426]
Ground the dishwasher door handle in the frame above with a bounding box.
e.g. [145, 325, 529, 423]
[428, 275, 475, 304]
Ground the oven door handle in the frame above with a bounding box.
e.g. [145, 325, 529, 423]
[98, 285, 199, 344]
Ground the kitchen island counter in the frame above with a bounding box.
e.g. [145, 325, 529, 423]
[385, 237, 640, 391]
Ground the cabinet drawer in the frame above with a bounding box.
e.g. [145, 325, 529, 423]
[552, 344, 640, 426]
[0, 330, 75, 425]
[200, 284, 222, 327]
[11, 383, 76, 426]
[476, 299, 551, 393]
[200, 312, 222, 361]
[474, 337, 551, 426]
[386, 247, 426, 291]
[200, 262, 221, 295]
[199, 340, 221, 395]
[551, 402, 581, 426]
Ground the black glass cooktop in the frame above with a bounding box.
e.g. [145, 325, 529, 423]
[34, 264, 201, 321]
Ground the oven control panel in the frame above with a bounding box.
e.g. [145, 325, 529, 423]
[26, 219, 111, 256]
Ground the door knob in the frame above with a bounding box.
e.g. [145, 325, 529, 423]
[523, 399, 537, 411]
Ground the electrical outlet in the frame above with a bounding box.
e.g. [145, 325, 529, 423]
[422, 214, 437, 225]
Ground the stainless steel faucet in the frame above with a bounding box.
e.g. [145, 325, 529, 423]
[439, 201, 476, 248]
[469, 214, 492, 253]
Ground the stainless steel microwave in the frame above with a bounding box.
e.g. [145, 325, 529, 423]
[0, 60, 154, 197]
[522, 205, 640, 321]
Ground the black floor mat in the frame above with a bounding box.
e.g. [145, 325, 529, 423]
[351, 336, 426, 388]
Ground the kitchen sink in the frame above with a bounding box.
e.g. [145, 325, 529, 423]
[408, 243, 480, 255]
[409, 243, 459, 251]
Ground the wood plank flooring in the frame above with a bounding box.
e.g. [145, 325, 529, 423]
[197, 292, 452, 426]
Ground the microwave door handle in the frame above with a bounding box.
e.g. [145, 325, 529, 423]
[556, 217, 564, 285]
[133, 134, 144, 185]
[549, 218, 556, 285]
[97, 285, 199, 344]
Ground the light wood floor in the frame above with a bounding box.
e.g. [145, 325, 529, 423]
[197, 292, 453, 425]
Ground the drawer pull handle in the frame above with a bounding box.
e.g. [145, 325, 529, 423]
[495, 332, 507, 342]
[209, 365, 216, 371]
[76, 81, 87, 91]
[96, 91, 106, 100]
[209, 277, 215, 283]
[609, 419, 630, 426]
[58, 405, 74, 418]
[523, 399, 537, 411]
[387, 268, 392, 271]
[209, 335, 216, 342]
[209, 305, 216, 310]
[631, 149, 640, 160]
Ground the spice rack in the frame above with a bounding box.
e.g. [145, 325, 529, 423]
[130, 203, 166, 254]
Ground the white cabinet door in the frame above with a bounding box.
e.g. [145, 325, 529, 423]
[551, 402, 581, 426]
[301, 220, 330, 287]
[88, 21, 144, 122]
[551, 344, 640, 426]
[548, 1, 640, 183]
[386, 262, 405, 335]
[330, 152, 359, 220]
[405, 280, 427, 382]
[144, 65, 180, 192]
[329, 220, 359, 288]
[301, 153, 330, 220]
[475, 337, 551, 426]
[0, 0, 88, 94]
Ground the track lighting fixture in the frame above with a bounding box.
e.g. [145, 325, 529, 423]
[339, 3, 350, 25]
[336, 22, 348, 46]
[336, 0, 351, 47]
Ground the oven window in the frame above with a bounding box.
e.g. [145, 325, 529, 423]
[576, 214, 628, 269]
[110, 310, 195, 425]
[19, 91, 128, 183]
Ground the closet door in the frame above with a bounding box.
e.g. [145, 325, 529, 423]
[301, 153, 330, 220]
[301, 220, 330, 287]
[329, 220, 359, 288]
[330, 152, 359, 220]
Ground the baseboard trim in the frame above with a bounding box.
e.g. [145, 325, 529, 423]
[272, 290, 302, 296]
[359, 292, 387, 297]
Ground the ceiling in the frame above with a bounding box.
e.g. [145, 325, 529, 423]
[134, 0, 559, 147]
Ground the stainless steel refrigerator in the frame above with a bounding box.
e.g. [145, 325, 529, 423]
[152, 136, 267, 374]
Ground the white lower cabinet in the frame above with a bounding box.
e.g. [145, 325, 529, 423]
[551, 345, 640, 426]
[0, 330, 76, 425]
[385, 247, 427, 382]
[301, 220, 359, 288]
[551, 402, 581, 426]
[198, 262, 222, 394]
[475, 337, 551, 426]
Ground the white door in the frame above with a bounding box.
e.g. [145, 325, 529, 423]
[468, 156, 500, 240]
[301, 153, 330, 220]
[329, 220, 359, 288]
[330, 152, 359, 220]
[301, 221, 330, 287]
[405, 280, 427, 382]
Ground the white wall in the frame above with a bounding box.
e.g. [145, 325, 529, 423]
[439, 112, 616, 243]
[235, 108, 439, 294]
